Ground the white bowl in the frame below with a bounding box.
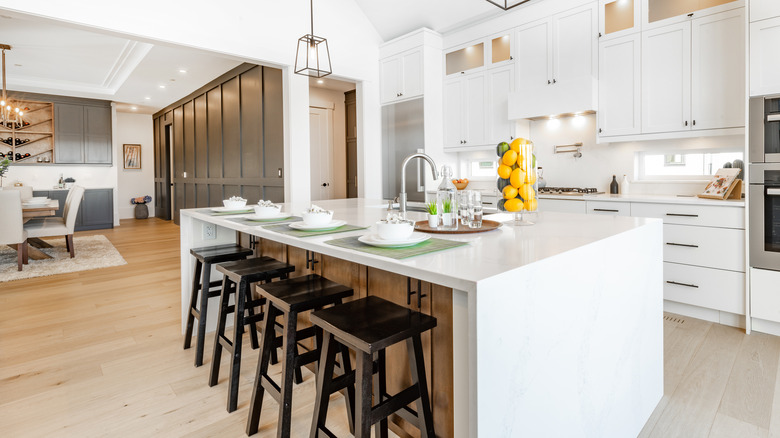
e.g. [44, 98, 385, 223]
[254, 204, 281, 217]
[301, 210, 333, 227]
[223, 199, 247, 209]
[376, 221, 414, 241]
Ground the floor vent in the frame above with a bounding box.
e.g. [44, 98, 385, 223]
[664, 315, 685, 325]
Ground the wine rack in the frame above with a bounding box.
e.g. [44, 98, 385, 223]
[0, 100, 54, 164]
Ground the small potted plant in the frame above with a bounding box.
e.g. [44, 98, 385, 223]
[63, 177, 76, 189]
[0, 157, 10, 189]
[441, 198, 455, 228]
[131, 195, 152, 219]
[425, 201, 438, 228]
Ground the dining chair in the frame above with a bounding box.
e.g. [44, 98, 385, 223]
[23, 185, 85, 258]
[0, 190, 29, 271]
[7, 185, 33, 201]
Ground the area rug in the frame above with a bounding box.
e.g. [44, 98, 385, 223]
[0, 235, 127, 282]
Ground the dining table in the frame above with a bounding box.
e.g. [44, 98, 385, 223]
[18, 198, 60, 260]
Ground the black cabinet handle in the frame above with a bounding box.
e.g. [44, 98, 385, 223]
[407, 277, 425, 309]
[593, 208, 620, 213]
[687, 13, 694, 18]
[667, 280, 698, 288]
[685, 120, 689, 126]
[599, 128, 603, 133]
[552, 79, 557, 84]
[666, 213, 698, 218]
[666, 242, 699, 248]
[547, 80, 551, 85]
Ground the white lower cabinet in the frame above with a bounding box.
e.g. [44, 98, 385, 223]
[663, 224, 745, 272]
[538, 198, 587, 214]
[751, 267, 780, 323]
[585, 200, 631, 216]
[664, 263, 745, 315]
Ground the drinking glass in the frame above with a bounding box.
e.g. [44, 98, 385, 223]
[458, 191, 471, 226]
[468, 191, 483, 229]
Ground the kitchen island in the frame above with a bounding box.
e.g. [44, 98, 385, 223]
[180, 198, 663, 438]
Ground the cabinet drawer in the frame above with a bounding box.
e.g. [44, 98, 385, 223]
[586, 201, 631, 216]
[663, 224, 745, 271]
[751, 267, 780, 322]
[664, 263, 745, 314]
[631, 202, 744, 229]
[538, 198, 586, 214]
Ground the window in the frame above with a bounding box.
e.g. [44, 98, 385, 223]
[638, 150, 743, 180]
[458, 151, 499, 180]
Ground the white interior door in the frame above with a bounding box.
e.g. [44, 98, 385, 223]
[309, 107, 334, 201]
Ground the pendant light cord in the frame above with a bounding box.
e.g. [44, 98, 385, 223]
[310, 0, 314, 38]
[1, 49, 6, 102]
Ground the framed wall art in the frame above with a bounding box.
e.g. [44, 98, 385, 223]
[123, 144, 141, 169]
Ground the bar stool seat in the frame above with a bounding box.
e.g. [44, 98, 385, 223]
[309, 296, 437, 438]
[209, 256, 295, 413]
[246, 274, 354, 437]
[184, 244, 254, 367]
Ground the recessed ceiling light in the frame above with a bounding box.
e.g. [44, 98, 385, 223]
[179, 69, 187, 74]
[159, 85, 166, 89]
[131, 106, 138, 110]
[14, 64, 21, 67]
[144, 96, 151, 100]
[317, 79, 324, 84]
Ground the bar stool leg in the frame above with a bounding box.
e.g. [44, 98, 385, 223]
[339, 342, 356, 435]
[309, 332, 338, 438]
[407, 334, 435, 438]
[226, 278, 249, 413]
[277, 308, 300, 437]
[354, 351, 373, 438]
[244, 286, 260, 350]
[208, 277, 231, 388]
[193, 263, 213, 367]
[183, 259, 203, 350]
[373, 349, 388, 438]
[247, 301, 281, 436]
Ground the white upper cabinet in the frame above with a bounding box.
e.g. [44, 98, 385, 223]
[380, 48, 423, 104]
[486, 65, 516, 144]
[751, 0, 780, 22]
[445, 42, 485, 76]
[509, 3, 597, 119]
[599, 0, 641, 40]
[642, 21, 692, 134]
[691, 8, 744, 130]
[464, 74, 487, 146]
[443, 78, 463, 148]
[490, 34, 514, 67]
[443, 73, 487, 149]
[641, 0, 742, 30]
[750, 16, 780, 96]
[598, 33, 641, 136]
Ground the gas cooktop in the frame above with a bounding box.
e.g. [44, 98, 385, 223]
[538, 187, 605, 195]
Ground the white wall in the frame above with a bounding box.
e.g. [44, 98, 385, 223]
[115, 112, 155, 219]
[310, 87, 349, 199]
[0, 0, 384, 209]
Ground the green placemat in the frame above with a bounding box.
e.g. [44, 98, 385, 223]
[262, 222, 368, 238]
[228, 216, 301, 226]
[202, 208, 255, 216]
[324, 235, 468, 259]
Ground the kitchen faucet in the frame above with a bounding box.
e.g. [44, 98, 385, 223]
[399, 152, 439, 214]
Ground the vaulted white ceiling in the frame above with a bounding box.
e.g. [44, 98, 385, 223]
[0, 12, 243, 114]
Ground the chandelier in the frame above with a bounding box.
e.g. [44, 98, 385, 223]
[485, 0, 532, 11]
[0, 44, 25, 129]
[294, 0, 332, 78]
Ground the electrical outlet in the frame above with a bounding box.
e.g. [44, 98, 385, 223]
[203, 223, 216, 240]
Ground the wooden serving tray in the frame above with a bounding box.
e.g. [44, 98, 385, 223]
[413, 219, 502, 234]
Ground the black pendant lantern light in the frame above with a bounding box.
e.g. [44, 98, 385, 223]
[294, 0, 332, 78]
[485, 0, 532, 11]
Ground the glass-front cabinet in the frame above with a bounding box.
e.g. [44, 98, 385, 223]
[599, 0, 641, 40]
[641, 0, 742, 30]
[445, 42, 484, 76]
[490, 33, 513, 65]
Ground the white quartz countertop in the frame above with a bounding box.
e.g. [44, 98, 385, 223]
[539, 192, 745, 207]
[182, 198, 659, 293]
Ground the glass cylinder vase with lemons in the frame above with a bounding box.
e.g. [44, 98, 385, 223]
[496, 138, 538, 225]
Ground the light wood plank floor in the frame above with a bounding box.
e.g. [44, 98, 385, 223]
[1, 218, 777, 437]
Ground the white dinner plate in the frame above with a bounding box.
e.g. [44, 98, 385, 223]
[358, 233, 430, 248]
[288, 220, 346, 231]
[23, 200, 50, 207]
[210, 206, 252, 213]
[245, 212, 292, 221]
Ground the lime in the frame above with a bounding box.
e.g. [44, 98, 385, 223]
[496, 142, 510, 157]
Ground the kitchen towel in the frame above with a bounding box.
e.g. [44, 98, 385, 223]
[324, 235, 468, 259]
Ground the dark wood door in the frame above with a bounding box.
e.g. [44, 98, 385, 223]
[154, 113, 172, 221]
[345, 90, 358, 198]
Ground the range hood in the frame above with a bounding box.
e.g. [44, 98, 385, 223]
[507, 75, 596, 120]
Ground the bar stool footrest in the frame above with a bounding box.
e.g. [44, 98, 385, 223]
[371, 385, 420, 425]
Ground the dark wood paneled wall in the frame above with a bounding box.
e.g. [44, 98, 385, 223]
[153, 64, 285, 224]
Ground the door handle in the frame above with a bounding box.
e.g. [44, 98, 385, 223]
[666, 280, 698, 288]
[666, 242, 699, 248]
[767, 188, 780, 196]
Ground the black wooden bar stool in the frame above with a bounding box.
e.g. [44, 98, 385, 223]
[246, 274, 355, 437]
[209, 256, 295, 413]
[309, 296, 437, 438]
[184, 244, 254, 367]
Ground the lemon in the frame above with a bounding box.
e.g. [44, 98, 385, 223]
[523, 198, 538, 211]
[510, 167, 526, 188]
[519, 184, 536, 201]
[502, 185, 518, 200]
[510, 137, 524, 153]
[504, 198, 524, 212]
[502, 150, 517, 167]
[525, 171, 537, 185]
[497, 164, 512, 179]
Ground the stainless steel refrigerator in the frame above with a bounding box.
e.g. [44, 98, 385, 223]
[382, 98, 425, 202]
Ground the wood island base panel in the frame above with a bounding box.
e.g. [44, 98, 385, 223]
[179, 198, 664, 437]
